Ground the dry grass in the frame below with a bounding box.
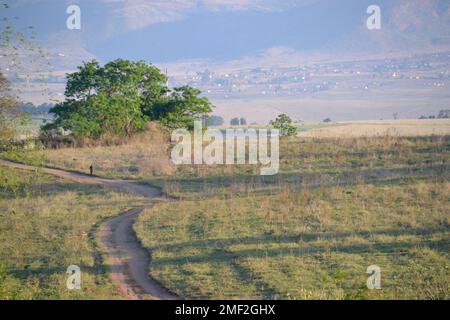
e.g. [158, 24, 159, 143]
[155, 135, 449, 200]
[12, 123, 176, 179]
[298, 120, 450, 138]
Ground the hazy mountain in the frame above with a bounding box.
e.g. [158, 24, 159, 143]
[2, 0, 449, 121]
[2, 0, 449, 68]
[330, 0, 450, 56]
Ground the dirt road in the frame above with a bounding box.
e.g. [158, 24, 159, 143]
[0, 159, 178, 300]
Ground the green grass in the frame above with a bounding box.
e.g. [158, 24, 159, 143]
[1, 128, 449, 300]
[152, 135, 450, 200]
[135, 180, 449, 300]
[0, 166, 149, 299]
[132, 134, 450, 300]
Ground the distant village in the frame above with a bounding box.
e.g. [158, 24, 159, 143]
[171, 52, 450, 101]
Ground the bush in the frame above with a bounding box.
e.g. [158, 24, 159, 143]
[270, 114, 298, 137]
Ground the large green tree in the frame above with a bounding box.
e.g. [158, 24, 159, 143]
[49, 59, 167, 138]
[48, 59, 213, 138]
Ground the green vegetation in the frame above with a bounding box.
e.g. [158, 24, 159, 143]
[229, 117, 247, 126]
[135, 178, 449, 300]
[156, 135, 449, 200]
[44, 60, 213, 141]
[8, 4, 449, 301]
[150, 86, 213, 130]
[20, 103, 54, 119]
[0, 166, 148, 299]
[207, 115, 225, 126]
[130, 133, 449, 300]
[270, 114, 298, 137]
[1, 117, 449, 300]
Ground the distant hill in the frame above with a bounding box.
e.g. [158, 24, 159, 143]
[2, 0, 449, 69]
[330, 0, 450, 56]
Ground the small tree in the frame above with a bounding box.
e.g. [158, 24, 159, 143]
[207, 115, 224, 126]
[270, 114, 298, 137]
[438, 110, 450, 119]
[323, 118, 332, 123]
[230, 117, 240, 126]
[240, 117, 247, 126]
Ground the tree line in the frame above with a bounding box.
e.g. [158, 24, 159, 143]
[1, 58, 301, 150]
[19, 102, 54, 118]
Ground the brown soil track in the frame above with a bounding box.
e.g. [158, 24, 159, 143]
[0, 159, 179, 300]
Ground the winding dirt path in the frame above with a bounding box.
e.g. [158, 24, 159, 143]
[99, 208, 178, 300]
[0, 159, 179, 300]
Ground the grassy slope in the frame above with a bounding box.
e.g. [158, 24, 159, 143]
[0, 166, 148, 299]
[158, 135, 449, 200]
[132, 133, 449, 300]
[135, 180, 449, 300]
[2, 122, 449, 300]
[3, 124, 175, 179]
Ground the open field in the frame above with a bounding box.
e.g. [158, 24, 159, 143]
[131, 126, 449, 299]
[2, 0, 450, 303]
[4, 121, 449, 183]
[135, 180, 450, 300]
[1, 120, 449, 300]
[0, 166, 149, 299]
[153, 135, 449, 200]
[298, 120, 450, 138]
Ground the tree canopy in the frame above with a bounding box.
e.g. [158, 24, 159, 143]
[47, 59, 213, 139]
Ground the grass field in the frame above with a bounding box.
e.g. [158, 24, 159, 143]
[5, 120, 449, 180]
[153, 134, 449, 200]
[4, 123, 175, 179]
[1, 120, 449, 300]
[0, 166, 149, 299]
[130, 122, 450, 300]
[135, 180, 449, 299]
[298, 120, 450, 138]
